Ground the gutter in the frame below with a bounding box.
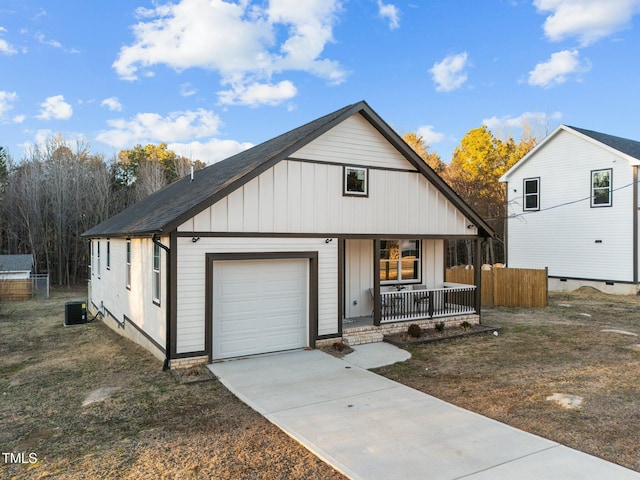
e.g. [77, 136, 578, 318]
[153, 234, 172, 371]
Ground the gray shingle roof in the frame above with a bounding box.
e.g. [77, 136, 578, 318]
[83, 102, 358, 237]
[0, 254, 33, 272]
[83, 100, 494, 238]
[568, 126, 640, 160]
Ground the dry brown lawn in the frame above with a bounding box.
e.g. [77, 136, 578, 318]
[3, 287, 639, 478]
[0, 287, 346, 479]
[376, 287, 640, 473]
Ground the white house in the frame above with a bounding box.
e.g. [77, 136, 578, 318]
[500, 125, 640, 294]
[83, 101, 493, 369]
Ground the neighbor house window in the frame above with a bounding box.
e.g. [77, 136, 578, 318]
[523, 178, 540, 211]
[97, 241, 101, 278]
[591, 169, 612, 207]
[380, 239, 420, 283]
[106, 239, 111, 270]
[90, 241, 94, 277]
[126, 239, 131, 290]
[344, 166, 368, 196]
[152, 243, 161, 304]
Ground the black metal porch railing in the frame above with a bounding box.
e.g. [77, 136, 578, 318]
[379, 284, 476, 323]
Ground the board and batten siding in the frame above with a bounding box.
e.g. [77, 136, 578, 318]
[178, 160, 474, 236]
[175, 237, 338, 355]
[293, 113, 415, 170]
[89, 237, 166, 356]
[505, 130, 635, 282]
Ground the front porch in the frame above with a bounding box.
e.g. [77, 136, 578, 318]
[339, 238, 483, 346]
[342, 283, 479, 346]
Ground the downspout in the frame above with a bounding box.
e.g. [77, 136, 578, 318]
[153, 234, 171, 371]
[634, 166, 638, 285]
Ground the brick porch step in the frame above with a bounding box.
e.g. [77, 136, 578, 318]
[342, 330, 384, 346]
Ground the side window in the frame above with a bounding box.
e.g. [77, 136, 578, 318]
[591, 169, 612, 207]
[152, 243, 161, 304]
[523, 178, 540, 211]
[97, 241, 101, 278]
[106, 239, 111, 270]
[126, 239, 131, 289]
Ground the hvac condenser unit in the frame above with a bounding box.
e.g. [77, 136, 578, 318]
[64, 301, 87, 326]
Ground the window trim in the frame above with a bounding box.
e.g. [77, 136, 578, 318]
[152, 242, 161, 305]
[379, 239, 421, 285]
[591, 168, 612, 208]
[126, 239, 131, 290]
[523, 177, 540, 211]
[343, 165, 369, 197]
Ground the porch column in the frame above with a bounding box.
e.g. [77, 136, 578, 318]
[474, 237, 482, 319]
[373, 238, 381, 326]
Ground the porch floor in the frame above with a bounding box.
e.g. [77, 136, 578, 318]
[342, 316, 374, 330]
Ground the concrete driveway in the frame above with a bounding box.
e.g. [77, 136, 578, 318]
[209, 345, 640, 480]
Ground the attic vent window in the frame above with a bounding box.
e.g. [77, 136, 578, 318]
[344, 166, 368, 197]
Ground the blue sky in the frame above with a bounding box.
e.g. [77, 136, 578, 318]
[2, 0, 640, 164]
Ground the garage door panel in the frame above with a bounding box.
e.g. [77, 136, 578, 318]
[213, 258, 308, 360]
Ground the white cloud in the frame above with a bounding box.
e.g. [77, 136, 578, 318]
[112, 0, 346, 106]
[482, 111, 563, 135]
[416, 125, 445, 145]
[169, 138, 254, 164]
[13, 114, 25, 124]
[36, 95, 73, 120]
[528, 49, 590, 87]
[0, 91, 18, 117]
[377, 1, 400, 30]
[218, 80, 297, 107]
[429, 52, 469, 92]
[180, 83, 197, 97]
[101, 97, 123, 111]
[96, 108, 222, 148]
[34, 129, 54, 145]
[534, 0, 640, 46]
[35, 33, 61, 49]
[0, 27, 17, 55]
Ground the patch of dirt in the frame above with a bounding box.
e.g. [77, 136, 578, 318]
[171, 364, 216, 384]
[319, 341, 354, 358]
[0, 287, 346, 480]
[546, 393, 583, 410]
[82, 386, 122, 406]
[376, 290, 640, 473]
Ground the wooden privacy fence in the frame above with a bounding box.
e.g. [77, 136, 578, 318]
[0, 279, 33, 301]
[445, 267, 548, 308]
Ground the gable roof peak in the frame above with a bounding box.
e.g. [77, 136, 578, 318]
[83, 100, 494, 238]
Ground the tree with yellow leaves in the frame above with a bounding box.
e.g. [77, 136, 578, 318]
[443, 126, 537, 264]
[402, 132, 445, 173]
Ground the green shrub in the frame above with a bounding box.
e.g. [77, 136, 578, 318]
[407, 323, 422, 338]
[459, 321, 472, 331]
[434, 321, 445, 333]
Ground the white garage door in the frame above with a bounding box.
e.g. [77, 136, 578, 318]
[212, 258, 308, 360]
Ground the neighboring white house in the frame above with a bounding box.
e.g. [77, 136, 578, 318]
[500, 125, 640, 294]
[0, 254, 33, 280]
[83, 101, 493, 369]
